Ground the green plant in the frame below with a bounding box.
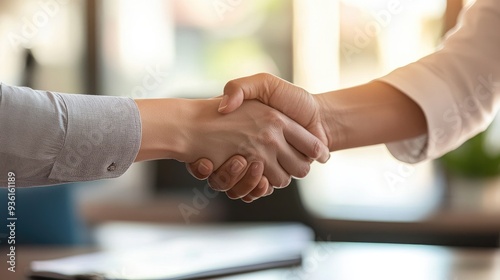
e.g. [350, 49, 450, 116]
[440, 130, 500, 178]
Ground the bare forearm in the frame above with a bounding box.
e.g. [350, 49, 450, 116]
[134, 98, 191, 162]
[135, 97, 324, 188]
[317, 81, 427, 151]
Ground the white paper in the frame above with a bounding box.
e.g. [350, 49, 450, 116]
[30, 223, 313, 280]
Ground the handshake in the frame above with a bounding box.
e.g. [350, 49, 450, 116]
[187, 73, 333, 203]
[135, 72, 427, 203]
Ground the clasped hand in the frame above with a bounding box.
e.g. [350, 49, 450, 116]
[187, 73, 332, 203]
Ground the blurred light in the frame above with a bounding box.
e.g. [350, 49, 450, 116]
[30, 1, 85, 66]
[115, 0, 174, 72]
[375, 0, 446, 72]
[298, 146, 445, 221]
[0, 0, 85, 92]
[205, 38, 280, 80]
[0, 15, 24, 84]
[463, 0, 476, 6]
[293, 0, 339, 92]
[295, 0, 447, 221]
[312, 243, 453, 280]
[347, 0, 445, 15]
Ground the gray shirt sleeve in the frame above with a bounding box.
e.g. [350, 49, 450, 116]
[0, 83, 142, 187]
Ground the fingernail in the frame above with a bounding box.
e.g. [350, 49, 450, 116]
[230, 159, 245, 174]
[226, 191, 238, 200]
[198, 162, 211, 176]
[320, 150, 331, 163]
[218, 95, 228, 112]
[211, 171, 229, 191]
[265, 187, 274, 196]
[251, 162, 261, 176]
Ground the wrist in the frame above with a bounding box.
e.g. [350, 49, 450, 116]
[314, 93, 345, 152]
[315, 81, 427, 152]
[134, 98, 192, 162]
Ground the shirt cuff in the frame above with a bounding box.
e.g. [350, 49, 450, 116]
[378, 62, 460, 163]
[49, 94, 141, 182]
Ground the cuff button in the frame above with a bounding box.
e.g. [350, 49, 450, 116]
[107, 162, 116, 172]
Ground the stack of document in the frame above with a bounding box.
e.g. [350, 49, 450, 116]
[30, 223, 313, 280]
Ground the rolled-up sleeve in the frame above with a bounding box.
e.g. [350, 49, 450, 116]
[379, 0, 500, 163]
[0, 84, 141, 187]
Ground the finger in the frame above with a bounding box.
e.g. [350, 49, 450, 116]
[186, 158, 214, 180]
[241, 177, 268, 203]
[251, 124, 306, 185]
[222, 75, 330, 163]
[282, 117, 330, 163]
[235, 137, 291, 188]
[265, 185, 274, 196]
[208, 155, 248, 191]
[226, 162, 264, 199]
[276, 140, 311, 179]
[218, 84, 244, 113]
[241, 176, 269, 203]
[257, 185, 274, 200]
[220, 73, 313, 121]
[219, 73, 279, 114]
[260, 154, 292, 189]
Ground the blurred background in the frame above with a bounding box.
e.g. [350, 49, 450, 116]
[2, 0, 500, 248]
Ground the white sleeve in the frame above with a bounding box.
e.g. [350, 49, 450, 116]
[378, 0, 500, 163]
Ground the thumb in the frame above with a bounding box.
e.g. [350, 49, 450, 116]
[218, 73, 275, 114]
[217, 91, 243, 113]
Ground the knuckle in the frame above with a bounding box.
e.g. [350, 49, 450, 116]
[237, 143, 259, 160]
[208, 171, 230, 191]
[295, 163, 310, 179]
[257, 128, 279, 148]
[254, 72, 272, 81]
[284, 177, 292, 187]
[226, 190, 243, 200]
[311, 139, 322, 159]
[244, 195, 255, 202]
[253, 187, 267, 197]
[266, 187, 274, 196]
[266, 110, 286, 128]
[255, 73, 279, 101]
[207, 178, 221, 191]
[274, 176, 291, 189]
[223, 79, 241, 94]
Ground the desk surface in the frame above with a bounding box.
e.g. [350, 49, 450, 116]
[2, 242, 500, 280]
